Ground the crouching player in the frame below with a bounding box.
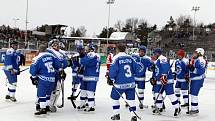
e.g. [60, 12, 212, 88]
[187, 48, 206, 115]
[152, 48, 181, 116]
[30, 45, 62, 116]
[108, 44, 142, 121]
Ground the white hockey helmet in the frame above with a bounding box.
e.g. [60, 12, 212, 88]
[195, 48, 205, 56]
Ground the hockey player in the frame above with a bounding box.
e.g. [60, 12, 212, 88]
[174, 49, 189, 107]
[152, 48, 181, 116]
[3, 41, 20, 102]
[106, 48, 114, 77]
[30, 45, 62, 116]
[77, 44, 101, 112]
[46, 39, 68, 111]
[108, 44, 142, 121]
[187, 48, 206, 115]
[131, 45, 153, 109]
[68, 46, 85, 100]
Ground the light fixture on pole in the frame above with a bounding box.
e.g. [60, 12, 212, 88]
[106, 0, 115, 52]
[191, 6, 200, 41]
[12, 18, 20, 29]
[25, 0, 29, 49]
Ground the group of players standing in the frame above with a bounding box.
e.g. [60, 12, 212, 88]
[3, 40, 206, 121]
[105, 44, 206, 121]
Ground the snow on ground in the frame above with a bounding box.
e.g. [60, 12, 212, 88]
[0, 66, 214, 121]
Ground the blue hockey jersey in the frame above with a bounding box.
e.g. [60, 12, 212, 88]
[154, 55, 174, 85]
[175, 58, 189, 82]
[132, 54, 153, 81]
[190, 57, 206, 81]
[109, 52, 142, 89]
[30, 52, 62, 82]
[80, 52, 101, 81]
[3, 48, 20, 71]
[71, 53, 80, 76]
[47, 48, 68, 69]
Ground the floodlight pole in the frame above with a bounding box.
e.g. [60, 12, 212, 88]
[106, 0, 115, 52]
[192, 6, 200, 41]
[25, 0, 29, 49]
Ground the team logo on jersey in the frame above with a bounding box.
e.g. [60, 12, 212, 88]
[176, 65, 182, 74]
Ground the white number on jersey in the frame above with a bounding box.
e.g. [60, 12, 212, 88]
[45, 62, 55, 73]
[124, 65, 132, 78]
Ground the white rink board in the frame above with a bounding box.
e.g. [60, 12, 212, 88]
[0, 66, 214, 121]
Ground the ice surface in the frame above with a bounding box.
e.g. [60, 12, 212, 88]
[0, 66, 214, 121]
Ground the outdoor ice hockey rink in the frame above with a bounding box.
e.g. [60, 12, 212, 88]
[0, 66, 214, 121]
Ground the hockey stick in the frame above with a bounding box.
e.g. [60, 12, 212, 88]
[153, 61, 175, 114]
[5, 68, 29, 86]
[186, 59, 191, 114]
[67, 84, 81, 108]
[57, 78, 65, 108]
[19, 67, 30, 73]
[112, 85, 142, 120]
[135, 90, 148, 108]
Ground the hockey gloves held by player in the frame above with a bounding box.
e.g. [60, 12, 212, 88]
[10, 68, 20, 75]
[188, 59, 195, 72]
[184, 74, 190, 82]
[172, 72, 176, 80]
[78, 67, 84, 74]
[30, 76, 39, 85]
[149, 77, 157, 86]
[149, 64, 156, 72]
[60, 70, 67, 80]
[67, 58, 73, 67]
[160, 75, 168, 85]
[106, 76, 113, 86]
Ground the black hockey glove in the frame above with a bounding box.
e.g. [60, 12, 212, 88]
[149, 64, 156, 72]
[78, 67, 84, 74]
[60, 70, 67, 80]
[67, 58, 73, 67]
[189, 65, 195, 72]
[106, 76, 113, 86]
[30, 76, 39, 85]
[149, 77, 157, 86]
[172, 72, 176, 80]
[16, 68, 21, 75]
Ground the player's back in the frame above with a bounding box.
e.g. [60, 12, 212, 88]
[110, 52, 137, 85]
[30, 52, 58, 82]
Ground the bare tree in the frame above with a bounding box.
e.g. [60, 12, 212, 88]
[176, 15, 193, 27]
[114, 20, 124, 31]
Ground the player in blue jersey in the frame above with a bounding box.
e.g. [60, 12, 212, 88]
[152, 48, 181, 116]
[77, 44, 101, 112]
[187, 48, 206, 115]
[3, 41, 20, 102]
[46, 39, 68, 112]
[30, 45, 62, 116]
[68, 45, 85, 100]
[108, 44, 142, 121]
[131, 45, 153, 109]
[174, 49, 189, 107]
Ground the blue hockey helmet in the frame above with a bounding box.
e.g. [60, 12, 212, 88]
[153, 48, 162, 55]
[77, 45, 84, 52]
[139, 45, 147, 53]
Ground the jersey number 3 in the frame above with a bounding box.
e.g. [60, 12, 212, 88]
[124, 65, 132, 78]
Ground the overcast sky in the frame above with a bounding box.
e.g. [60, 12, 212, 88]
[0, 0, 214, 36]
